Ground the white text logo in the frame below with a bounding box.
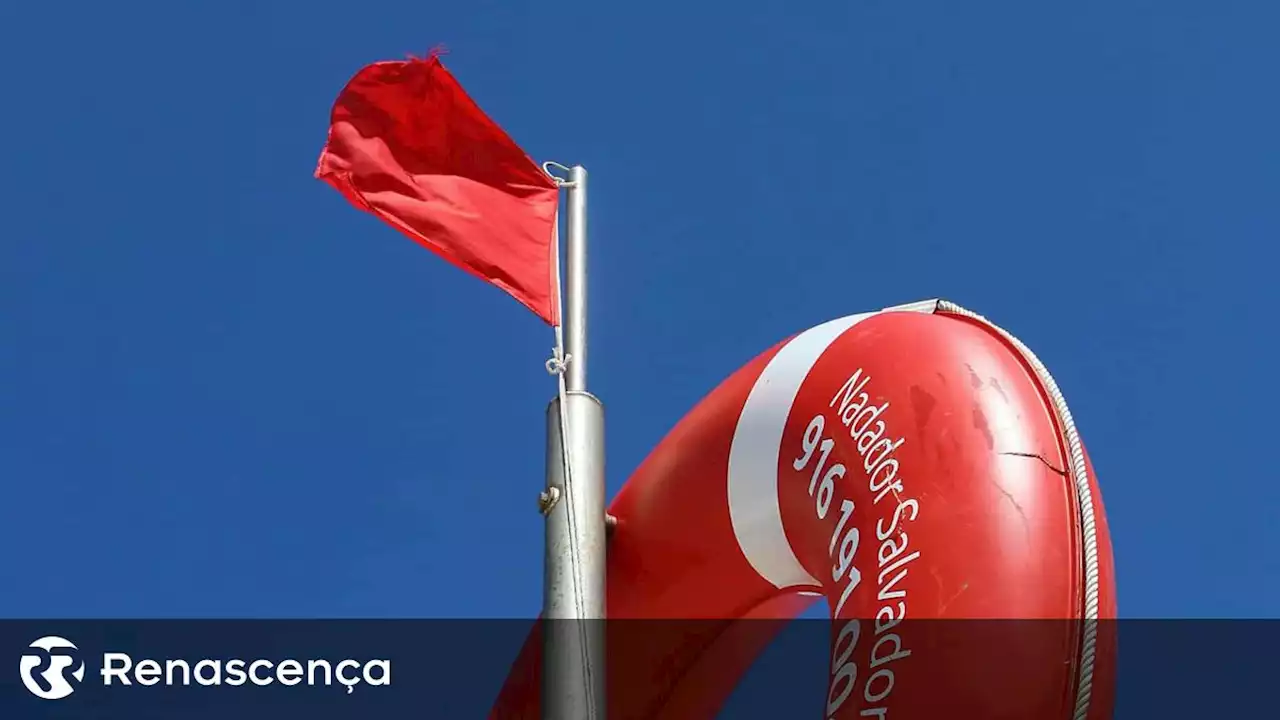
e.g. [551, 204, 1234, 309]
[101, 654, 390, 694]
[19, 636, 86, 700]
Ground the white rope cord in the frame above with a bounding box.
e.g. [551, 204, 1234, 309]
[929, 300, 1101, 720]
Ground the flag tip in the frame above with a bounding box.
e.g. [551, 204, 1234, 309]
[408, 44, 450, 64]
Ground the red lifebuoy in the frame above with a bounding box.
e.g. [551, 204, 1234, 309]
[492, 300, 1117, 719]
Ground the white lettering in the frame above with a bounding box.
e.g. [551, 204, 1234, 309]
[796, 369, 924, 718]
[878, 551, 921, 586]
[166, 659, 191, 685]
[877, 499, 918, 540]
[225, 660, 247, 686]
[335, 660, 361, 694]
[877, 533, 910, 567]
[868, 459, 899, 493]
[101, 653, 132, 684]
[278, 660, 304, 686]
[363, 660, 391, 687]
[875, 602, 905, 634]
[308, 659, 332, 685]
[830, 370, 870, 417]
[249, 660, 274, 686]
[92, 653, 392, 692]
[194, 659, 221, 686]
[827, 661, 858, 717]
[795, 414, 826, 471]
[864, 437, 903, 474]
[849, 401, 889, 441]
[864, 668, 895, 703]
[870, 633, 911, 668]
[856, 420, 885, 454]
[134, 660, 161, 686]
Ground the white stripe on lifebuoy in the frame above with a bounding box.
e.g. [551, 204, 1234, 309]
[727, 312, 875, 589]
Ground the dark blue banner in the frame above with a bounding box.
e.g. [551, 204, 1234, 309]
[0, 621, 1271, 718]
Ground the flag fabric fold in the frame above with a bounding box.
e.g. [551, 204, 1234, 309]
[316, 53, 560, 325]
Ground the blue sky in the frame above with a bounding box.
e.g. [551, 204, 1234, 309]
[2, 0, 1277, 713]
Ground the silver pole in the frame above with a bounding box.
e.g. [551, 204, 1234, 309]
[543, 165, 607, 719]
[563, 165, 589, 393]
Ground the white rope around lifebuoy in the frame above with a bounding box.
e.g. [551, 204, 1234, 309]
[928, 300, 1101, 720]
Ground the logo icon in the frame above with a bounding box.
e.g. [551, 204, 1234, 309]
[19, 636, 85, 700]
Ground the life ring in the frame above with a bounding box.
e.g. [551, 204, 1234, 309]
[492, 299, 1117, 719]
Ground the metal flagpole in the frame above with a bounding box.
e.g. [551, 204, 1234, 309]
[541, 163, 606, 719]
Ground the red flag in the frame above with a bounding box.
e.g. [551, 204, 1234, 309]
[316, 53, 560, 325]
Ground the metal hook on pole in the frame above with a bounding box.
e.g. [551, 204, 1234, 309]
[542, 161, 579, 188]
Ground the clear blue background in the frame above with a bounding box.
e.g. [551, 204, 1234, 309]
[2, 0, 1276, 713]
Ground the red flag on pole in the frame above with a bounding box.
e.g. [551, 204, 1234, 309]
[316, 53, 560, 325]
